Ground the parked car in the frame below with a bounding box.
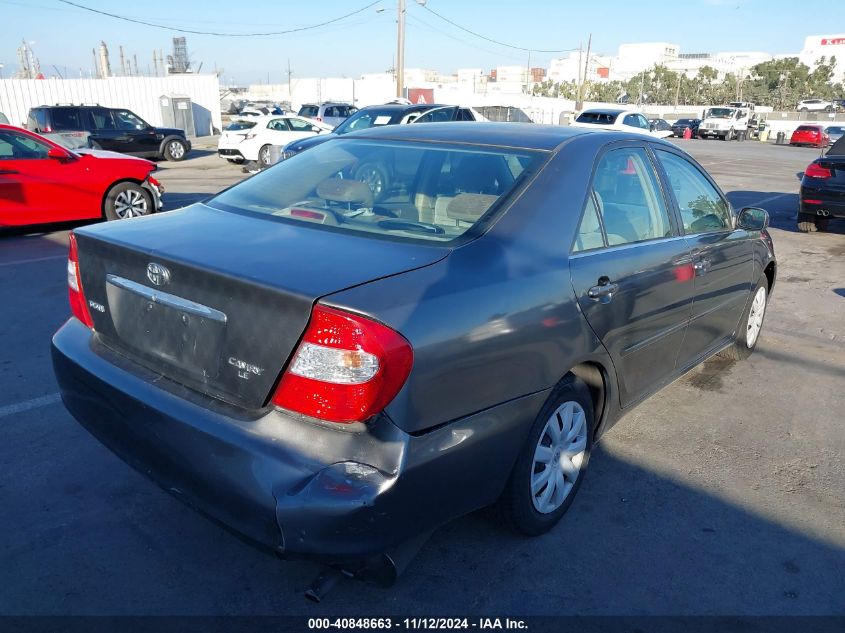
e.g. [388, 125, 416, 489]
[52, 123, 776, 589]
[797, 99, 835, 113]
[217, 115, 328, 166]
[648, 118, 673, 137]
[411, 105, 486, 123]
[790, 124, 829, 148]
[671, 118, 701, 138]
[0, 124, 162, 227]
[279, 103, 442, 199]
[798, 135, 845, 232]
[824, 125, 844, 145]
[27, 104, 191, 161]
[571, 109, 668, 138]
[298, 102, 358, 128]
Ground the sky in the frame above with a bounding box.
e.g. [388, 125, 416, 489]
[1, 0, 844, 85]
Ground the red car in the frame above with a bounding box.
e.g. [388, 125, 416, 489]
[0, 124, 163, 228]
[790, 124, 829, 148]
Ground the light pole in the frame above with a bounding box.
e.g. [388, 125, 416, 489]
[396, 0, 405, 98]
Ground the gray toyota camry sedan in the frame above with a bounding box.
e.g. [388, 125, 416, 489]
[52, 123, 776, 585]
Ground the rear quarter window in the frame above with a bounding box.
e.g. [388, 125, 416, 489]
[49, 108, 84, 130]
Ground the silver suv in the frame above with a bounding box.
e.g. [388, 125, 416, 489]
[297, 102, 357, 128]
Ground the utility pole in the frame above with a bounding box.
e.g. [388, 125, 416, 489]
[674, 73, 681, 108]
[396, 0, 406, 98]
[287, 58, 293, 102]
[576, 41, 583, 107]
[581, 33, 592, 102]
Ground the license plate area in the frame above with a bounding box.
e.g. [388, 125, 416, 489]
[105, 275, 227, 379]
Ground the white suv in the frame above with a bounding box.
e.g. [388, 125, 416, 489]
[797, 99, 835, 112]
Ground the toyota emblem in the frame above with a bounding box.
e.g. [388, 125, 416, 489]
[146, 262, 171, 287]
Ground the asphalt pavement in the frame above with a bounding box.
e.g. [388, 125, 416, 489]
[0, 136, 843, 616]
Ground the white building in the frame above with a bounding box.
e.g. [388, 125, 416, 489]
[613, 42, 679, 79]
[548, 52, 614, 84]
[799, 34, 845, 81]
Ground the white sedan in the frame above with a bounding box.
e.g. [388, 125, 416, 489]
[218, 115, 332, 166]
[570, 109, 673, 138]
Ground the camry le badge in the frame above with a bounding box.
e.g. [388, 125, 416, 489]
[146, 262, 171, 287]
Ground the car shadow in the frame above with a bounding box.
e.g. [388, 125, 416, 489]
[726, 190, 845, 235]
[162, 192, 212, 210]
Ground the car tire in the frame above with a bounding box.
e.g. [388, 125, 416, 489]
[163, 138, 187, 161]
[495, 376, 594, 536]
[718, 274, 769, 361]
[259, 144, 274, 167]
[797, 213, 829, 232]
[104, 182, 153, 221]
[354, 162, 390, 202]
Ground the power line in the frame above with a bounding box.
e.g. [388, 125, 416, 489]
[416, 4, 578, 54]
[405, 14, 526, 63]
[55, 0, 383, 37]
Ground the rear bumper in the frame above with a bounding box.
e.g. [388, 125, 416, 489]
[51, 319, 541, 563]
[800, 186, 845, 219]
[217, 148, 245, 159]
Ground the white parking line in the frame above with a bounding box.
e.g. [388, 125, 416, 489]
[0, 255, 67, 267]
[0, 393, 62, 419]
[749, 192, 796, 208]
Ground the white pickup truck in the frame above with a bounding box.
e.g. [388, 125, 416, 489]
[698, 102, 754, 140]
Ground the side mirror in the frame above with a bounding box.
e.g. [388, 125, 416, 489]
[311, 125, 321, 132]
[737, 207, 769, 231]
[649, 123, 656, 131]
[47, 147, 69, 160]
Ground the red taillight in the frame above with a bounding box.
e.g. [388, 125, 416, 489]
[67, 233, 94, 328]
[272, 305, 413, 424]
[803, 199, 823, 204]
[805, 163, 832, 179]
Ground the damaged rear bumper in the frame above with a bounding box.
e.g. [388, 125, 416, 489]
[51, 318, 542, 563]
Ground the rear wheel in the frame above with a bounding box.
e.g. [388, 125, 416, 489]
[104, 182, 152, 221]
[163, 138, 187, 161]
[797, 213, 829, 232]
[259, 144, 274, 167]
[718, 275, 768, 361]
[495, 377, 593, 536]
[354, 163, 390, 202]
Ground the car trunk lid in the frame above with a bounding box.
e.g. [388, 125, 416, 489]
[73, 203, 448, 409]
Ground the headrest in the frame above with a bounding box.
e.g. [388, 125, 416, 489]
[316, 178, 373, 208]
[446, 193, 498, 222]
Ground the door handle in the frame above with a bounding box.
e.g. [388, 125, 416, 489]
[588, 276, 619, 302]
[115, 136, 132, 141]
[0, 169, 19, 175]
[693, 257, 712, 275]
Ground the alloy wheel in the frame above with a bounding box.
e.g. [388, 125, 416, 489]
[531, 400, 588, 514]
[113, 189, 149, 219]
[168, 141, 185, 159]
[746, 286, 767, 348]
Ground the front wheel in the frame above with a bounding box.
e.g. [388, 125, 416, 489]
[163, 138, 187, 161]
[495, 377, 594, 536]
[104, 182, 153, 221]
[718, 275, 768, 360]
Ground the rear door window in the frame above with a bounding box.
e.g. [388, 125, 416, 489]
[50, 108, 83, 130]
[89, 108, 116, 130]
[591, 147, 673, 245]
[655, 150, 732, 233]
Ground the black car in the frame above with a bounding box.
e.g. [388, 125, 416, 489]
[52, 123, 776, 591]
[798, 135, 845, 232]
[671, 118, 701, 137]
[649, 118, 672, 133]
[27, 105, 191, 161]
[280, 102, 442, 160]
[281, 103, 443, 200]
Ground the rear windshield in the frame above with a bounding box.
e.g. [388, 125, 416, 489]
[334, 109, 403, 135]
[575, 112, 617, 125]
[208, 139, 546, 243]
[826, 126, 844, 134]
[225, 120, 257, 131]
